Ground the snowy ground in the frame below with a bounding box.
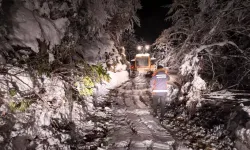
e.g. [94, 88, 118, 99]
[102, 75, 176, 150]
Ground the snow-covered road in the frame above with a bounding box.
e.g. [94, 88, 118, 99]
[106, 75, 175, 150]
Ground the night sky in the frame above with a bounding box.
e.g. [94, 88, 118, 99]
[135, 0, 172, 44]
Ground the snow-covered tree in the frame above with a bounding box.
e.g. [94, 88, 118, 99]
[155, 0, 250, 90]
[121, 32, 139, 61]
[0, 0, 141, 74]
[153, 0, 250, 114]
[0, 0, 141, 149]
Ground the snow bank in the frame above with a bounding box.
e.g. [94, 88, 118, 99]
[0, 66, 113, 149]
[115, 64, 127, 72]
[107, 71, 129, 88]
[95, 71, 129, 96]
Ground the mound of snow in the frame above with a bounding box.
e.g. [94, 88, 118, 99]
[95, 71, 129, 96]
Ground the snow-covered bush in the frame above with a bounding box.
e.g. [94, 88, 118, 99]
[74, 64, 112, 96]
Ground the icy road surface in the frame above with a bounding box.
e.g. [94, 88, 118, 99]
[106, 75, 175, 150]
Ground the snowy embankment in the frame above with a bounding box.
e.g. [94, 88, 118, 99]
[0, 67, 128, 150]
[95, 70, 129, 96]
[164, 88, 250, 150]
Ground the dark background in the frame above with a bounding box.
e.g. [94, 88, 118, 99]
[134, 0, 172, 44]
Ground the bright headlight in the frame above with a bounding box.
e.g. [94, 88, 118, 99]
[137, 45, 142, 50]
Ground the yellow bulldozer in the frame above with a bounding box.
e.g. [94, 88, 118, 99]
[130, 53, 182, 88]
[130, 53, 156, 73]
